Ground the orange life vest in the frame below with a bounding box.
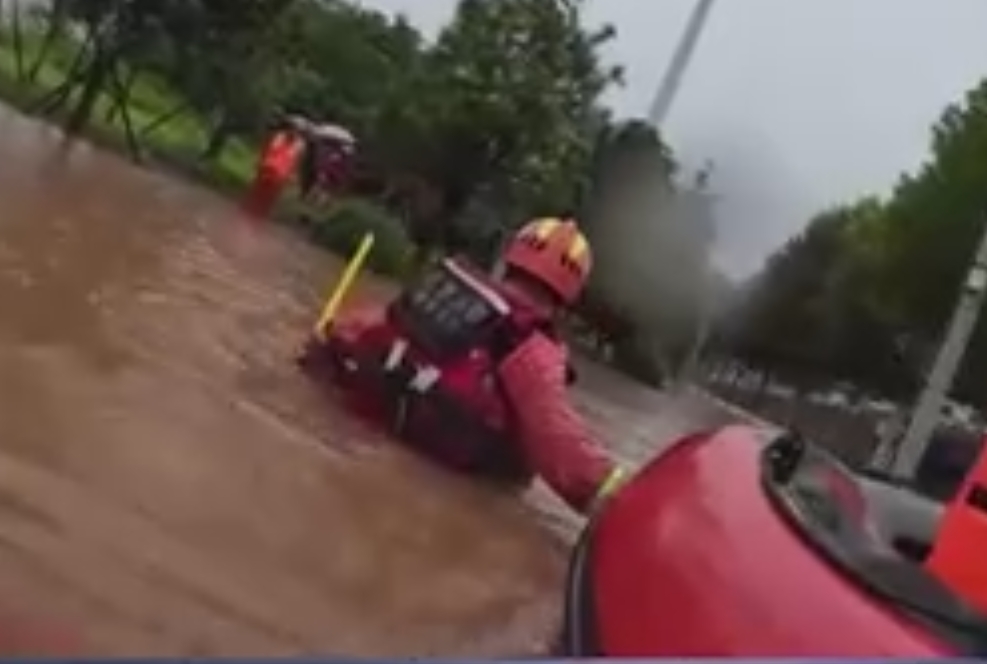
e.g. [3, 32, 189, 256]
[260, 131, 302, 180]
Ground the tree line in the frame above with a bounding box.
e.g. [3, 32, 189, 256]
[720, 78, 987, 405]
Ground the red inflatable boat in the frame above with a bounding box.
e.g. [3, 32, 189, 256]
[560, 426, 987, 656]
[298, 257, 537, 484]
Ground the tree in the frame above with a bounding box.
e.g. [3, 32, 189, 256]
[727, 76, 987, 402]
[277, 0, 424, 135]
[26, 0, 71, 82]
[725, 200, 911, 395]
[392, 0, 622, 245]
[57, 0, 149, 132]
[158, 0, 300, 159]
[29, 0, 300, 156]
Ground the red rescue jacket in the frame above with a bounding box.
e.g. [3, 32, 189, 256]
[324, 258, 617, 511]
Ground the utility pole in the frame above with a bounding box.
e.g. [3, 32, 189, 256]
[648, 0, 717, 127]
[678, 162, 719, 384]
[680, 280, 713, 383]
[888, 218, 987, 479]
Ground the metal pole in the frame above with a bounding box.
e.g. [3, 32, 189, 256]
[677, 163, 718, 384]
[889, 218, 987, 479]
[648, 0, 717, 128]
[680, 280, 713, 384]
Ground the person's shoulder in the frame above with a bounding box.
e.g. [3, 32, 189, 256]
[518, 329, 569, 365]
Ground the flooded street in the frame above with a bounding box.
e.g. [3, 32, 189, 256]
[0, 105, 734, 656]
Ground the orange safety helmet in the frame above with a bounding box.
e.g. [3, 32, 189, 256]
[503, 217, 592, 305]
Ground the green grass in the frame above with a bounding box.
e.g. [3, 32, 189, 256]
[0, 27, 256, 195]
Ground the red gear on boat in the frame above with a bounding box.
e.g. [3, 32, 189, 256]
[497, 330, 619, 514]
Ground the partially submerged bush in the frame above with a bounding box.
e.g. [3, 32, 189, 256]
[303, 197, 414, 277]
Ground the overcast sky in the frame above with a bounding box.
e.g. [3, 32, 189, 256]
[357, 0, 987, 276]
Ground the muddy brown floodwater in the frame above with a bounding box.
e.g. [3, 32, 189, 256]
[0, 105, 734, 656]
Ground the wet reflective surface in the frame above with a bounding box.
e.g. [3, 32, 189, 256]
[0, 105, 732, 656]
